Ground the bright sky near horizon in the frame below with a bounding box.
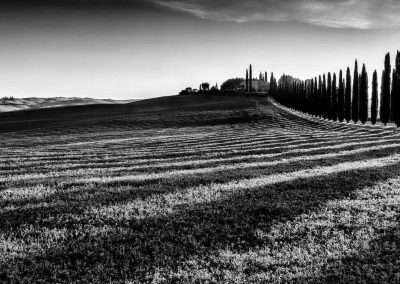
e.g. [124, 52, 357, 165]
[1, 0, 400, 99]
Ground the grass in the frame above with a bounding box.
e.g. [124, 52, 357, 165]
[1, 95, 400, 283]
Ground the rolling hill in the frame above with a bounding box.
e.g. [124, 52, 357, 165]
[1, 95, 400, 283]
[0, 95, 273, 133]
[0, 97, 138, 113]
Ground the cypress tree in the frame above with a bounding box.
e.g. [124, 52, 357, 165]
[395, 51, 400, 127]
[352, 60, 359, 123]
[322, 74, 327, 119]
[318, 75, 322, 118]
[265, 72, 268, 83]
[249, 64, 253, 93]
[307, 80, 312, 114]
[302, 81, 306, 111]
[314, 77, 318, 116]
[338, 70, 345, 122]
[359, 64, 369, 124]
[272, 74, 275, 96]
[332, 73, 338, 121]
[310, 78, 315, 115]
[390, 69, 397, 122]
[380, 53, 391, 125]
[371, 70, 378, 125]
[245, 69, 249, 92]
[345, 67, 352, 122]
[269, 72, 274, 96]
[380, 71, 385, 122]
[327, 73, 332, 120]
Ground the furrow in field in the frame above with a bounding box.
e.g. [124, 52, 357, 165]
[0, 128, 397, 167]
[2, 140, 394, 188]
[71, 145, 400, 184]
[1, 137, 398, 210]
[86, 153, 400, 222]
[1, 132, 399, 175]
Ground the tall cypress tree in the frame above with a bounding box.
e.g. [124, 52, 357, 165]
[327, 73, 332, 120]
[395, 51, 400, 127]
[245, 69, 249, 92]
[345, 67, 352, 122]
[269, 72, 274, 96]
[338, 70, 345, 122]
[332, 73, 338, 121]
[352, 60, 359, 123]
[380, 53, 391, 125]
[318, 75, 322, 118]
[380, 71, 386, 123]
[313, 77, 318, 116]
[265, 72, 268, 83]
[390, 69, 397, 122]
[306, 79, 310, 114]
[322, 74, 327, 119]
[371, 70, 378, 125]
[302, 81, 305, 106]
[310, 78, 314, 115]
[249, 64, 253, 93]
[359, 64, 369, 124]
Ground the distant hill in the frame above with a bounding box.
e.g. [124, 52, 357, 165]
[0, 97, 138, 113]
[0, 95, 273, 133]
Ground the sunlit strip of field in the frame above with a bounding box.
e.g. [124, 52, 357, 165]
[1, 129, 398, 175]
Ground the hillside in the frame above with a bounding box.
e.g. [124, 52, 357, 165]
[0, 97, 137, 113]
[0, 95, 275, 133]
[1, 95, 400, 283]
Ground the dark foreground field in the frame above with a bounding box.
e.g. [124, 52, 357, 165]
[1, 95, 400, 283]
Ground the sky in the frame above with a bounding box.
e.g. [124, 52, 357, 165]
[1, 0, 400, 99]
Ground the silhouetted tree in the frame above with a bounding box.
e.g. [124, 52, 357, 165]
[332, 73, 338, 121]
[359, 64, 368, 124]
[345, 67, 352, 122]
[221, 78, 243, 91]
[309, 78, 314, 115]
[249, 64, 253, 93]
[395, 51, 400, 127]
[390, 69, 397, 122]
[314, 77, 318, 117]
[338, 70, 345, 122]
[371, 70, 378, 125]
[327, 73, 332, 120]
[245, 70, 249, 92]
[265, 72, 268, 83]
[269, 72, 276, 96]
[201, 82, 210, 91]
[318, 75, 322, 118]
[380, 53, 391, 125]
[209, 85, 219, 95]
[352, 60, 359, 123]
[179, 87, 193, 95]
[322, 74, 327, 119]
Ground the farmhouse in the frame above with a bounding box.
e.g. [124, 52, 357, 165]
[240, 79, 270, 92]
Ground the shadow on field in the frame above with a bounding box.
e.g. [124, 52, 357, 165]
[295, 218, 400, 283]
[1, 145, 399, 231]
[3, 160, 400, 283]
